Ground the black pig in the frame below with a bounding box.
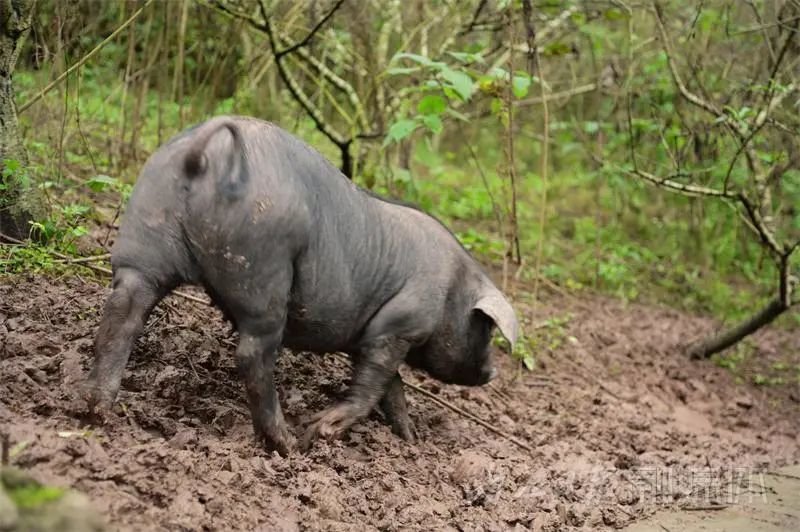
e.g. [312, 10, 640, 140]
[87, 116, 519, 455]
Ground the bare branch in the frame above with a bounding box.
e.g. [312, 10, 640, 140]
[487, 5, 577, 75]
[736, 192, 784, 255]
[275, 0, 346, 59]
[279, 34, 371, 132]
[723, 82, 797, 191]
[205, 0, 265, 31]
[625, 168, 734, 199]
[762, 4, 799, 90]
[515, 83, 597, 107]
[461, 0, 488, 35]
[624, 168, 783, 255]
[263, 17, 348, 147]
[651, 2, 723, 120]
[687, 297, 788, 358]
[727, 15, 800, 35]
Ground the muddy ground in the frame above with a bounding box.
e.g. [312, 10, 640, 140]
[1, 274, 799, 531]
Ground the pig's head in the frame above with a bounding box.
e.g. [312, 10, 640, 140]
[407, 282, 519, 386]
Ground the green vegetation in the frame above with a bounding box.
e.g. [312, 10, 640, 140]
[6, 484, 66, 510]
[1, 1, 798, 364]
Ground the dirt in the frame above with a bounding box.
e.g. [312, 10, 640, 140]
[1, 274, 799, 531]
[625, 464, 800, 531]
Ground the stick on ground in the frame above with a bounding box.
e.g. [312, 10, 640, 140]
[403, 380, 534, 454]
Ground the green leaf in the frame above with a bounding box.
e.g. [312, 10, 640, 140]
[391, 52, 444, 70]
[447, 51, 484, 64]
[383, 118, 418, 147]
[544, 42, 572, 56]
[71, 226, 88, 237]
[512, 74, 531, 98]
[392, 52, 433, 66]
[3, 158, 21, 176]
[603, 8, 628, 20]
[8, 485, 66, 509]
[386, 66, 421, 76]
[86, 174, 119, 192]
[417, 94, 447, 115]
[421, 114, 443, 135]
[439, 67, 474, 101]
[444, 108, 470, 122]
[522, 354, 535, 371]
[487, 67, 509, 81]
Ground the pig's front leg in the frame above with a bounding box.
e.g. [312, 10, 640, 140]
[302, 336, 408, 450]
[380, 373, 416, 442]
[236, 330, 294, 456]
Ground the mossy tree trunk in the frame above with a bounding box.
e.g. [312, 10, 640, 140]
[0, 0, 36, 240]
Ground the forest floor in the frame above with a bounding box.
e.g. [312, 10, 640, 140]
[1, 272, 799, 531]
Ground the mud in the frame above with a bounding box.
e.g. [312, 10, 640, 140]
[1, 275, 798, 530]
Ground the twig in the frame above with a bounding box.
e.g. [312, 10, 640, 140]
[462, 0, 488, 35]
[530, 4, 550, 307]
[728, 15, 800, 36]
[766, 470, 800, 481]
[275, 0, 346, 59]
[457, 120, 504, 233]
[680, 504, 729, 511]
[487, 5, 577, 74]
[403, 380, 534, 454]
[170, 291, 210, 305]
[18, 0, 155, 113]
[625, 167, 734, 198]
[652, 2, 722, 120]
[0, 232, 209, 305]
[503, 7, 521, 269]
[54, 253, 111, 264]
[515, 83, 597, 107]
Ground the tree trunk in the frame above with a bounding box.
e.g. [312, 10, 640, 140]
[687, 297, 788, 359]
[0, 0, 36, 240]
[339, 140, 352, 179]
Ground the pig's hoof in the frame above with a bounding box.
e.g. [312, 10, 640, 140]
[391, 419, 417, 443]
[86, 404, 115, 426]
[253, 416, 295, 457]
[258, 428, 295, 457]
[84, 388, 114, 424]
[301, 404, 360, 452]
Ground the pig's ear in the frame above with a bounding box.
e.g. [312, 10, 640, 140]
[473, 290, 520, 346]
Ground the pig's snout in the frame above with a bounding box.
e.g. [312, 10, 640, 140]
[480, 365, 499, 384]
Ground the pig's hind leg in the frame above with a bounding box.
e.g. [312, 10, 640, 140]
[224, 265, 295, 456]
[87, 267, 163, 415]
[235, 327, 294, 456]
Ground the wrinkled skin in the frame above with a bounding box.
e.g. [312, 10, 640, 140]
[87, 116, 520, 455]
